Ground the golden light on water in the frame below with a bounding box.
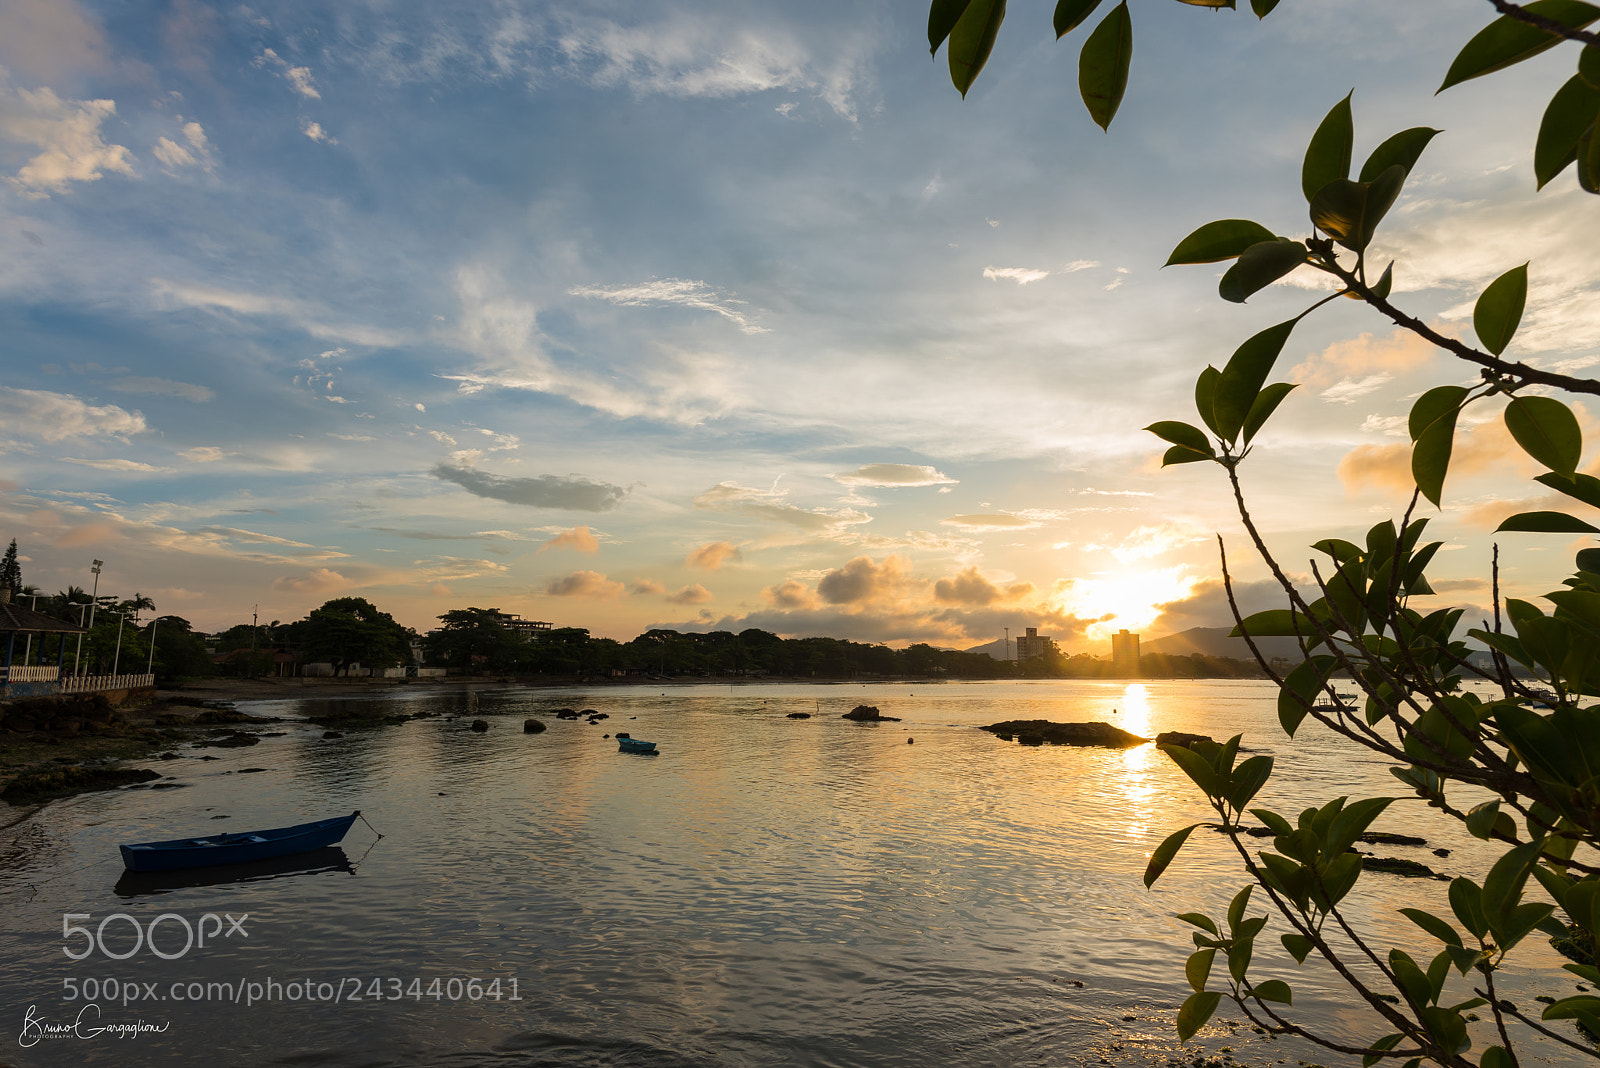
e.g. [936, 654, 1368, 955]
[1117, 685, 1157, 841]
[1061, 566, 1196, 643]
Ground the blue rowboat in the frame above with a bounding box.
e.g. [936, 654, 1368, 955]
[119, 811, 361, 873]
[617, 737, 657, 754]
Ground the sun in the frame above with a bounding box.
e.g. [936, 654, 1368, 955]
[1059, 566, 1196, 643]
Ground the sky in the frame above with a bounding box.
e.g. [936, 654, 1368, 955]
[1, 0, 1597, 650]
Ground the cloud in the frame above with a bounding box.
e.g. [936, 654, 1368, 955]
[151, 121, 214, 174]
[257, 48, 321, 99]
[0, 388, 145, 441]
[0, 75, 134, 197]
[546, 569, 625, 598]
[816, 554, 916, 605]
[569, 278, 768, 334]
[832, 463, 957, 488]
[693, 482, 870, 536]
[61, 457, 169, 472]
[552, 11, 866, 120]
[1320, 374, 1393, 404]
[1337, 414, 1530, 496]
[983, 266, 1049, 285]
[540, 525, 600, 553]
[939, 513, 1039, 532]
[0, 0, 109, 85]
[666, 583, 713, 605]
[178, 446, 226, 463]
[58, 520, 116, 546]
[302, 120, 337, 143]
[432, 463, 628, 511]
[932, 566, 1034, 606]
[763, 579, 818, 610]
[1090, 523, 1206, 564]
[685, 541, 741, 570]
[1291, 331, 1437, 389]
[196, 526, 319, 549]
[1062, 259, 1099, 272]
[271, 568, 351, 594]
[110, 376, 214, 402]
[631, 578, 666, 595]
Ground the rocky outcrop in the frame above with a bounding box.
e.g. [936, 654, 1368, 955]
[980, 720, 1149, 748]
[2, 765, 161, 804]
[470, 719, 489, 732]
[1154, 731, 1214, 750]
[842, 705, 901, 722]
[523, 718, 546, 734]
[786, 712, 812, 719]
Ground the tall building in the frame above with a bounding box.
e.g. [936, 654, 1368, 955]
[1111, 629, 1140, 676]
[1015, 626, 1056, 662]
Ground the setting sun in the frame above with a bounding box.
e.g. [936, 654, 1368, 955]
[1060, 567, 1197, 642]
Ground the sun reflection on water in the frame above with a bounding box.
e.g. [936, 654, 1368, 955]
[1116, 683, 1157, 842]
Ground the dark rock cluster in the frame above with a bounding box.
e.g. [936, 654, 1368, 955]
[842, 705, 901, 722]
[979, 720, 1149, 748]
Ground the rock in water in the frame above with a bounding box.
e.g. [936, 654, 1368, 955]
[842, 705, 901, 722]
[786, 712, 812, 719]
[1154, 731, 1214, 750]
[979, 720, 1149, 748]
[523, 719, 546, 734]
[470, 719, 489, 732]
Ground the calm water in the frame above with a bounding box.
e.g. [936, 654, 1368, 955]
[0, 679, 1587, 1066]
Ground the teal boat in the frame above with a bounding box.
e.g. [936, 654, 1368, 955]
[617, 737, 657, 754]
[120, 812, 360, 872]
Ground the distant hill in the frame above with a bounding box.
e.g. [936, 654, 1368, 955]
[1142, 626, 1307, 662]
[964, 637, 1010, 660]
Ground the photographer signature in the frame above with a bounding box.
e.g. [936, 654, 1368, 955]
[19, 1003, 170, 1046]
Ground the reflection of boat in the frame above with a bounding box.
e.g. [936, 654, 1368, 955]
[617, 737, 658, 754]
[120, 811, 361, 872]
[115, 846, 354, 896]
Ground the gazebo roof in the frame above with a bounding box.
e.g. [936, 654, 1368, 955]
[0, 601, 88, 634]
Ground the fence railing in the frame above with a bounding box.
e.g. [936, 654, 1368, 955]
[2, 665, 60, 682]
[58, 673, 155, 694]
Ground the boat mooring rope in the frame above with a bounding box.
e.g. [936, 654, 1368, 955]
[358, 812, 386, 840]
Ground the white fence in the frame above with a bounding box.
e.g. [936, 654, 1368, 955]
[58, 673, 155, 694]
[2, 665, 59, 682]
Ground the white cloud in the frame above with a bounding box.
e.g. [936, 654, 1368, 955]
[110, 376, 214, 402]
[569, 277, 768, 334]
[1062, 259, 1099, 272]
[0, 387, 145, 441]
[1360, 414, 1409, 436]
[178, 447, 226, 463]
[939, 513, 1040, 532]
[302, 120, 336, 144]
[833, 463, 957, 488]
[1321, 374, 1394, 404]
[0, 74, 134, 197]
[983, 266, 1048, 285]
[152, 121, 214, 173]
[61, 457, 168, 473]
[693, 481, 870, 536]
[257, 48, 321, 99]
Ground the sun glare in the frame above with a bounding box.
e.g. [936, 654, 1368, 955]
[1062, 566, 1196, 642]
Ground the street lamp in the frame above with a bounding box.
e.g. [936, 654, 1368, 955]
[72, 601, 92, 676]
[88, 560, 103, 629]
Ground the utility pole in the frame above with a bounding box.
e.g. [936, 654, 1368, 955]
[250, 605, 259, 678]
[1004, 626, 1011, 666]
[147, 617, 159, 674]
[73, 602, 90, 675]
[88, 559, 103, 629]
[112, 611, 125, 675]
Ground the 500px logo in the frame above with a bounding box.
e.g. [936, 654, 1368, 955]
[62, 912, 249, 961]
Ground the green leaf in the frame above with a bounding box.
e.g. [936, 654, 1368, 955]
[1161, 444, 1213, 467]
[1495, 511, 1600, 533]
[1219, 239, 1308, 303]
[1482, 839, 1544, 920]
[1535, 75, 1600, 189]
[1309, 165, 1405, 251]
[1584, 43, 1600, 87]
[946, 0, 1008, 97]
[1419, 1006, 1470, 1055]
[1186, 947, 1216, 992]
[1241, 382, 1297, 445]
[1409, 385, 1469, 441]
[1359, 127, 1442, 182]
[1215, 320, 1297, 443]
[1480, 1046, 1513, 1068]
[1412, 417, 1459, 508]
[1327, 796, 1395, 854]
[1227, 938, 1253, 983]
[1544, 994, 1600, 1020]
[1054, 0, 1104, 37]
[1166, 219, 1278, 265]
[1440, 0, 1600, 91]
[1278, 656, 1333, 736]
[1232, 608, 1308, 639]
[1538, 470, 1600, 509]
[1371, 259, 1394, 299]
[1466, 799, 1503, 840]
[1227, 884, 1254, 933]
[1176, 990, 1221, 1041]
[1078, 1, 1132, 131]
[1302, 92, 1354, 202]
[1145, 823, 1202, 887]
[1163, 742, 1222, 798]
[1504, 394, 1581, 475]
[1281, 932, 1313, 963]
[1449, 878, 1488, 940]
[1399, 907, 1463, 948]
[1473, 264, 1529, 356]
[1227, 755, 1274, 813]
[1177, 912, 1219, 936]
[929, 0, 971, 53]
[1250, 0, 1280, 14]
[1363, 1035, 1404, 1068]
[1389, 948, 1433, 1008]
[1250, 979, 1292, 1004]
[1147, 420, 1214, 454]
[1194, 365, 1222, 437]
